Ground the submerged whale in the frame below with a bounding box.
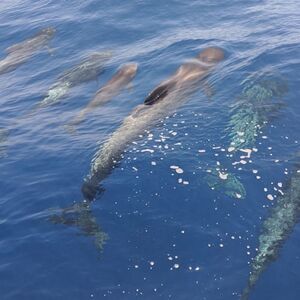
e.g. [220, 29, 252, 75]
[204, 75, 288, 200]
[228, 75, 287, 150]
[81, 47, 225, 200]
[36, 52, 112, 108]
[0, 27, 55, 75]
[68, 62, 138, 128]
[241, 156, 300, 299]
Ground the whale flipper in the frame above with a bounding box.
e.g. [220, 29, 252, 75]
[144, 82, 175, 105]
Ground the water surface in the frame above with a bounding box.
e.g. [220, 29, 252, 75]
[1, 1, 300, 299]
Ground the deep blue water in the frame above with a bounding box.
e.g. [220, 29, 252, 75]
[1, 0, 300, 299]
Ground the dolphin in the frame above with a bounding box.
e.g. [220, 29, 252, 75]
[0, 27, 55, 75]
[36, 52, 112, 108]
[81, 47, 225, 200]
[241, 156, 300, 299]
[68, 62, 138, 128]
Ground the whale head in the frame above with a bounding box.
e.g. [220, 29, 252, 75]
[41, 27, 56, 38]
[119, 62, 138, 78]
[197, 47, 225, 65]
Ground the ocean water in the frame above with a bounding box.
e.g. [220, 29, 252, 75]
[1, 0, 300, 299]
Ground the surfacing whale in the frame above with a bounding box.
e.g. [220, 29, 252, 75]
[81, 47, 225, 200]
[0, 27, 55, 75]
[68, 62, 138, 129]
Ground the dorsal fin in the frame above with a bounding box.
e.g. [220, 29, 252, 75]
[144, 82, 174, 105]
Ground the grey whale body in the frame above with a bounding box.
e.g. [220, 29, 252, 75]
[81, 47, 225, 200]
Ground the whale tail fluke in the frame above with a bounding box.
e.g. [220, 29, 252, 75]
[48, 202, 108, 251]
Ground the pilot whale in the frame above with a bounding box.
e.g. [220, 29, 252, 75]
[241, 156, 300, 299]
[36, 52, 112, 109]
[81, 47, 225, 200]
[0, 27, 55, 75]
[68, 62, 138, 128]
